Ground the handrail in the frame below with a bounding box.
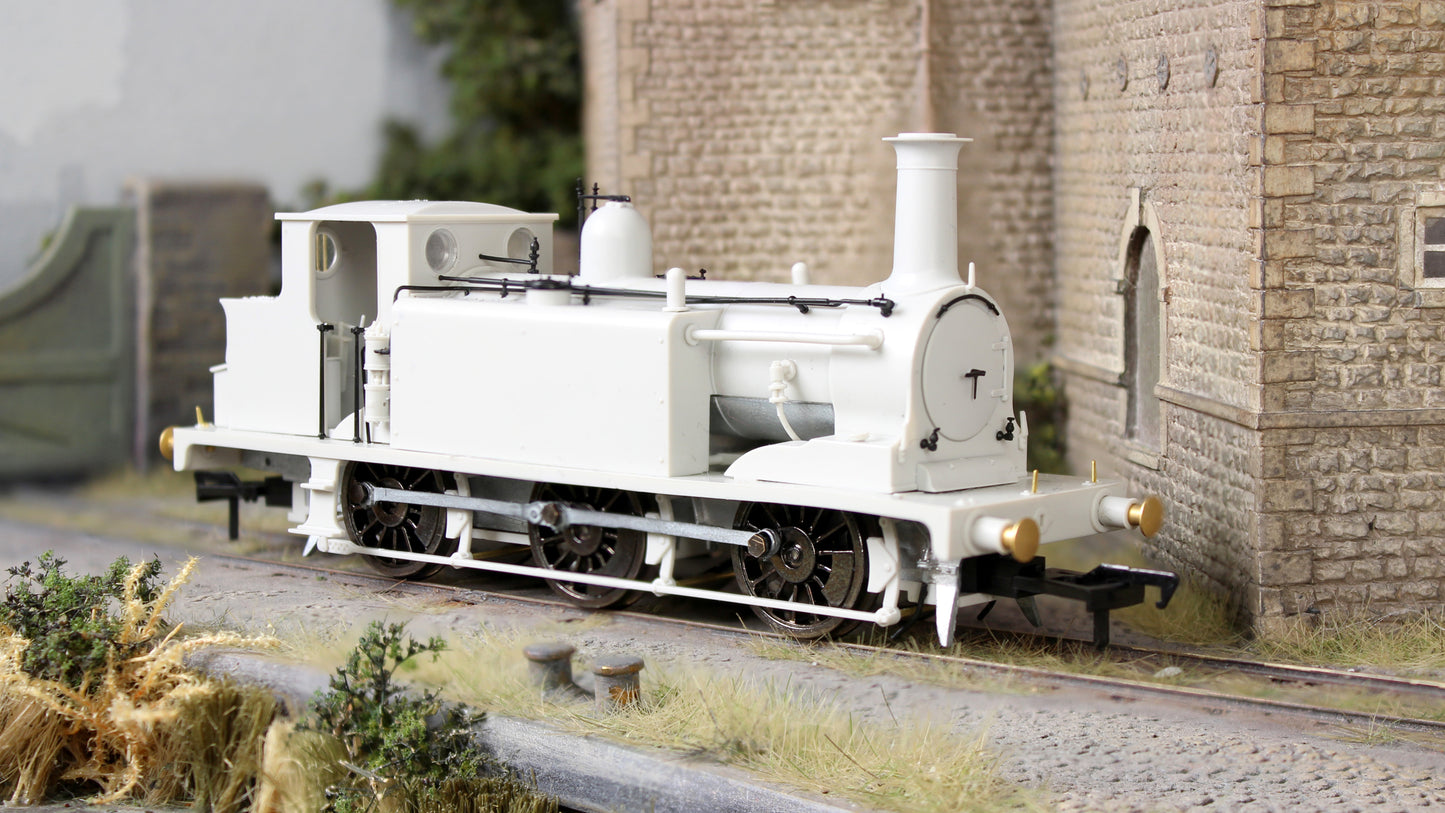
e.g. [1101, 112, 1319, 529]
[683, 326, 883, 350]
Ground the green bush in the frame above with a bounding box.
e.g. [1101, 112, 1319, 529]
[316, 0, 584, 225]
[0, 552, 163, 690]
[311, 621, 556, 813]
[313, 622, 480, 784]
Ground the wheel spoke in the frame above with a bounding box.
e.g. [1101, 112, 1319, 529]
[762, 504, 786, 530]
[814, 517, 847, 548]
[747, 556, 776, 581]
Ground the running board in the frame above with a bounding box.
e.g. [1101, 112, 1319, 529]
[960, 555, 1179, 648]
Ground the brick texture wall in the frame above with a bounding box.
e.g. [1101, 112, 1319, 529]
[586, 0, 1445, 631]
[582, 0, 1057, 363]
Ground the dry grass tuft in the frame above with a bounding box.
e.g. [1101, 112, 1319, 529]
[0, 557, 279, 807]
[252, 720, 350, 813]
[1250, 608, 1445, 676]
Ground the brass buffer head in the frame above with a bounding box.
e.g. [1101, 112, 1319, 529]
[158, 427, 175, 461]
[1127, 496, 1164, 537]
[1000, 517, 1040, 563]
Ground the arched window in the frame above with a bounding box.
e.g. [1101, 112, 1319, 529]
[1124, 227, 1161, 448]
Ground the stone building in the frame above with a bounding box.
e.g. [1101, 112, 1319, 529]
[581, 0, 1445, 629]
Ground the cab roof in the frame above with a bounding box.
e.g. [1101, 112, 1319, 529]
[275, 200, 558, 223]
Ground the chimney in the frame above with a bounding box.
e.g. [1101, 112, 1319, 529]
[884, 133, 971, 294]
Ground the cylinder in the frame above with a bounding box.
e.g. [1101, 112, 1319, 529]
[884, 133, 971, 294]
[592, 654, 644, 712]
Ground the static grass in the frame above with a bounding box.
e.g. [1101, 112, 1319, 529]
[81, 466, 200, 500]
[748, 636, 1041, 696]
[750, 634, 1183, 693]
[0, 464, 295, 548]
[355, 629, 1040, 813]
[0, 488, 289, 555]
[751, 634, 1445, 750]
[1249, 609, 1445, 676]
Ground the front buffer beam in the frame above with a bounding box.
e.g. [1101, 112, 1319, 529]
[961, 555, 1179, 648]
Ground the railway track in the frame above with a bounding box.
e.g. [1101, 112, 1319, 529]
[204, 547, 1445, 742]
[3, 494, 1438, 741]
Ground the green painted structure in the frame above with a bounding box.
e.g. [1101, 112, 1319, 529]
[0, 208, 135, 478]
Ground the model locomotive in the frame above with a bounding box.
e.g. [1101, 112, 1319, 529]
[163, 133, 1175, 646]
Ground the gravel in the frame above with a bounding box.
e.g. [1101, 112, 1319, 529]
[0, 514, 1441, 812]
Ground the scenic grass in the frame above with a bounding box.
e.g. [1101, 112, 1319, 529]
[1248, 608, 1445, 676]
[380, 629, 1042, 813]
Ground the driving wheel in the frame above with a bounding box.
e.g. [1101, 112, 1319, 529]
[341, 462, 456, 579]
[731, 502, 871, 638]
[528, 483, 653, 608]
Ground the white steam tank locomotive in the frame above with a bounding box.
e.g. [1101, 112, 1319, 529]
[164, 134, 1174, 646]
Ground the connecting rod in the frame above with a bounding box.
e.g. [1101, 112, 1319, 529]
[360, 484, 767, 549]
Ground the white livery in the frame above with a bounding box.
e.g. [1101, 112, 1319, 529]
[166, 134, 1169, 646]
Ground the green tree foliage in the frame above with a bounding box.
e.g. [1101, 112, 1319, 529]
[360, 0, 583, 223]
[0, 552, 163, 691]
[1014, 361, 1068, 475]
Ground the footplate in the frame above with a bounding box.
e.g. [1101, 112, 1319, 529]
[960, 555, 1180, 648]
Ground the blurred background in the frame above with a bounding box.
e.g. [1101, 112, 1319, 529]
[0, 0, 455, 289]
[0, 0, 581, 477]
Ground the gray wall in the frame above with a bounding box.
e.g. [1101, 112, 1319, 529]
[0, 0, 450, 290]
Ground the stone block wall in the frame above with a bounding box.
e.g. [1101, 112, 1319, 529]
[128, 181, 273, 466]
[582, 0, 1057, 363]
[1050, 0, 1263, 602]
[584, 0, 1445, 630]
[1251, 0, 1445, 622]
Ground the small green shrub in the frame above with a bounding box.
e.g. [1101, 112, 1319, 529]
[0, 552, 163, 690]
[311, 621, 555, 813]
[309, 0, 584, 225]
